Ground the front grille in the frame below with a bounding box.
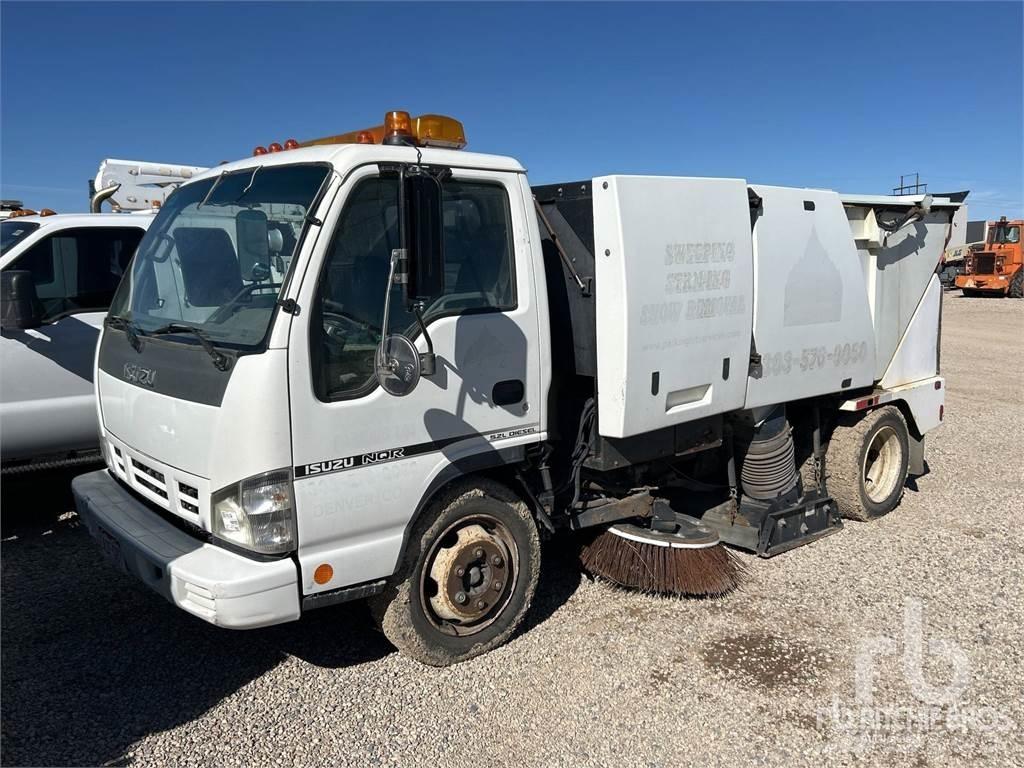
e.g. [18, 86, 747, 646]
[975, 254, 996, 274]
[107, 437, 204, 521]
[136, 475, 169, 499]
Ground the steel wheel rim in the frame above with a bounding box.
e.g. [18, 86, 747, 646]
[862, 425, 902, 504]
[419, 513, 518, 637]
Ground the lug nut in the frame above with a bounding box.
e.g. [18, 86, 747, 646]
[456, 567, 465, 577]
[477, 600, 486, 610]
[455, 591, 467, 605]
[491, 555, 503, 567]
[474, 548, 484, 559]
[493, 581, 502, 591]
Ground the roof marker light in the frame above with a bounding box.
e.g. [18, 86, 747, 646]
[284, 138, 299, 150]
[268, 142, 284, 153]
[253, 146, 268, 156]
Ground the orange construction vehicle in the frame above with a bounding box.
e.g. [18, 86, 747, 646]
[956, 216, 1024, 297]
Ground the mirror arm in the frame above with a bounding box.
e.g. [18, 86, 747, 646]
[412, 302, 435, 376]
[377, 248, 404, 374]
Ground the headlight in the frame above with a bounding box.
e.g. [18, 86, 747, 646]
[212, 469, 296, 555]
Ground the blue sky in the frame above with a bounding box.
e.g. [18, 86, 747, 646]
[2, 2, 1021, 221]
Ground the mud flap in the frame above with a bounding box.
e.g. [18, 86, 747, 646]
[908, 434, 925, 476]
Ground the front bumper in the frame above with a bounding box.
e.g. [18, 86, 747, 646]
[956, 275, 1008, 292]
[73, 470, 300, 629]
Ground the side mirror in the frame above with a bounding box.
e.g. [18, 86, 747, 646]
[404, 173, 445, 303]
[0, 270, 43, 330]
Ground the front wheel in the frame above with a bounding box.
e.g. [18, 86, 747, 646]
[1009, 269, 1024, 299]
[371, 479, 540, 666]
[824, 405, 910, 521]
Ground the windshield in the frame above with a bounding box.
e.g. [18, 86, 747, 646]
[1, 220, 41, 254]
[989, 224, 1020, 245]
[109, 163, 329, 347]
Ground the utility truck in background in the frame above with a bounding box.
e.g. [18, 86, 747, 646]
[72, 112, 959, 665]
[90, 158, 209, 214]
[1, 159, 206, 473]
[955, 217, 1023, 297]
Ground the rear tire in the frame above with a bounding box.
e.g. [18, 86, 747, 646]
[370, 479, 540, 666]
[1009, 269, 1024, 299]
[824, 406, 909, 522]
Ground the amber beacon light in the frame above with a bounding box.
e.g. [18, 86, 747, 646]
[296, 111, 467, 150]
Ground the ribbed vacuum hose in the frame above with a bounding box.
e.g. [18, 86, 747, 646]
[739, 405, 799, 500]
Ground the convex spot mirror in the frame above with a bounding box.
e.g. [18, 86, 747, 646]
[375, 333, 421, 396]
[404, 173, 445, 303]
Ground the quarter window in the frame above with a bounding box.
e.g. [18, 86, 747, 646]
[312, 176, 516, 400]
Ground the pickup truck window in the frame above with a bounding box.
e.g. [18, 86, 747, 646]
[312, 176, 516, 400]
[109, 164, 329, 349]
[10, 227, 144, 322]
[0, 221, 40, 254]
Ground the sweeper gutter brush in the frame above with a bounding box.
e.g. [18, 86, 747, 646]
[580, 513, 746, 597]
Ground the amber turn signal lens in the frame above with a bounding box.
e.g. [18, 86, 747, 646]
[283, 138, 300, 150]
[253, 146, 268, 156]
[314, 564, 333, 585]
[268, 142, 284, 153]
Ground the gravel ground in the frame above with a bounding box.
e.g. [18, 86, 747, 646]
[2, 293, 1022, 767]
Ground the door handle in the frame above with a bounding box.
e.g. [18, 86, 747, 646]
[492, 379, 524, 406]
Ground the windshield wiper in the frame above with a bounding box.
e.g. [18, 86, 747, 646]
[105, 314, 144, 353]
[149, 322, 231, 371]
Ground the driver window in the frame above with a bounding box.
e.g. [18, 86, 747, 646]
[312, 175, 517, 401]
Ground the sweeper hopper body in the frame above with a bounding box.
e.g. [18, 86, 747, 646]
[72, 117, 961, 664]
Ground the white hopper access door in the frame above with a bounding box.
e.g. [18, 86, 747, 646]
[743, 185, 877, 409]
[592, 175, 755, 439]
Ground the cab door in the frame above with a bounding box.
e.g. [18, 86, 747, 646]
[287, 165, 542, 593]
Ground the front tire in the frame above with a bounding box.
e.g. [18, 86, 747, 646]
[825, 405, 910, 522]
[371, 479, 540, 666]
[1009, 269, 1024, 299]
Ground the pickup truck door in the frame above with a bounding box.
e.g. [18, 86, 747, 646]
[0, 226, 144, 462]
[287, 166, 542, 592]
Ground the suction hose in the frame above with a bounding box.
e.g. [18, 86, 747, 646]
[739, 405, 799, 501]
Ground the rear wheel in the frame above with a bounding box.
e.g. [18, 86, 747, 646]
[370, 479, 540, 666]
[824, 406, 909, 521]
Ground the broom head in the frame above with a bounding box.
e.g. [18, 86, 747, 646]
[580, 519, 745, 597]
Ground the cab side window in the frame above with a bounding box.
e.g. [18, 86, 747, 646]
[312, 176, 516, 400]
[14, 227, 144, 322]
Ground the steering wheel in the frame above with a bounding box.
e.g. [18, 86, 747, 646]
[322, 309, 373, 352]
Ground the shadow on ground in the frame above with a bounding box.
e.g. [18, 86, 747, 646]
[0, 470, 583, 767]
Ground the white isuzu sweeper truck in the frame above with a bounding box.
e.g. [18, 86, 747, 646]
[72, 112, 957, 665]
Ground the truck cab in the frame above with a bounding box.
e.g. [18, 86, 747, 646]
[956, 217, 1023, 297]
[1, 213, 150, 471]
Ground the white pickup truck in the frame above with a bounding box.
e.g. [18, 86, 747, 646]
[1, 213, 151, 471]
[1, 159, 206, 473]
